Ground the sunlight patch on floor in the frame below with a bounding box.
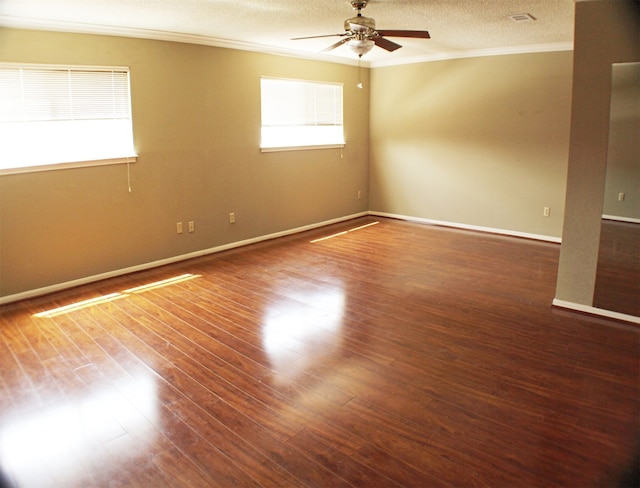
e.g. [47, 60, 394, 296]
[33, 273, 200, 318]
[310, 221, 379, 243]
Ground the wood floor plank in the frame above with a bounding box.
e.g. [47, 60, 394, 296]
[152, 445, 221, 488]
[62, 303, 251, 486]
[153, 401, 263, 487]
[170, 397, 305, 488]
[93, 298, 305, 441]
[287, 427, 402, 488]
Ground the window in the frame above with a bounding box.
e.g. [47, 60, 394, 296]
[0, 63, 136, 174]
[260, 77, 344, 151]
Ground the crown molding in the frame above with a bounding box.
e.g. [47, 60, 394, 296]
[0, 15, 364, 67]
[368, 41, 574, 67]
[1, 15, 573, 68]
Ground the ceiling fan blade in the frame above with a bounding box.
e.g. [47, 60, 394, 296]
[373, 36, 402, 52]
[321, 37, 352, 52]
[376, 30, 431, 39]
[291, 33, 346, 40]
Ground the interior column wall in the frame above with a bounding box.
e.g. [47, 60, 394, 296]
[554, 0, 640, 307]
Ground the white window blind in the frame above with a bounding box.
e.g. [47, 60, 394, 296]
[260, 77, 344, 150]
[0, 64, 136, 173]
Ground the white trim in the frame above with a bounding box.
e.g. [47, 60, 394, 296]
[0, 15, 573, 68]
[368, 42, 574, 67]
[368, 211, 562, 243]
[602, 215, 640, 224]
[0, 15, 362, 67]
[0, 212, 367, 305]
[260, 144, 345, 153]
[0, 155, 137, 176]
[0, 61, 130, 71]
[552, 299, 640, 325]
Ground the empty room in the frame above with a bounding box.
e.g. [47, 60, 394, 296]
[0, 0, 639, 486]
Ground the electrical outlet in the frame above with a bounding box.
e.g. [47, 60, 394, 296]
[229, 212, 235, 224]
[358, 190, 362, 200]
[188, 221, 194, 233]
[618, 192, 625, 202]
[176, 222, 183, 234]
[543, 207, 550, 217]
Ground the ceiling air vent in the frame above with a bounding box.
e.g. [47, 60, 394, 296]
[508, 13, 536, 23]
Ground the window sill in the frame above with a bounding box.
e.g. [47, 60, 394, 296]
[0, 155, 138, 176]
[260, 144, 345, 153]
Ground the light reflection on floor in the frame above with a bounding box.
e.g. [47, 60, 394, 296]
[262, 285, 345, 383]
[4, 272, 198, 485]
[310, 220, 379, 243]
[0, 373, 158, 487]
[33, 273, 200, 318]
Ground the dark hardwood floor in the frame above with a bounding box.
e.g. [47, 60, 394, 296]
[594, 220, 640, 317]
[1, 217, 638, 487]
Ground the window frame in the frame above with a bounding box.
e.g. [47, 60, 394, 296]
[259, 76, 345, 153]
[0, 62, 137, 176]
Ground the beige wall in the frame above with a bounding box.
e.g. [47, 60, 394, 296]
[368, 51, 573, 238]
[0, 28, 370, 299]
[555, 0, 640, 307]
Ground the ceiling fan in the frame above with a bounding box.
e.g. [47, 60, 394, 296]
[291, 0, 430, 58]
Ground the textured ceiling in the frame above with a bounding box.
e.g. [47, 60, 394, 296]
[0, 0, 575, 66]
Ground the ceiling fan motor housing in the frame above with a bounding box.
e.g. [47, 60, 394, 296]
[345, 15, 375, 33]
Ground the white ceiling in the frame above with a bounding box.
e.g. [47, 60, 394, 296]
[0, 0, 575, 66]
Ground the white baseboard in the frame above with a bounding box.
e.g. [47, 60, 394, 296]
[368, 211, 562, 243]
[552, 299, 640, 325]
[0, 212, 368, 306]
[602, 215, 640, 224]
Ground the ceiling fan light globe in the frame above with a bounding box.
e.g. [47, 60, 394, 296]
[348, 39, 375, 57]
